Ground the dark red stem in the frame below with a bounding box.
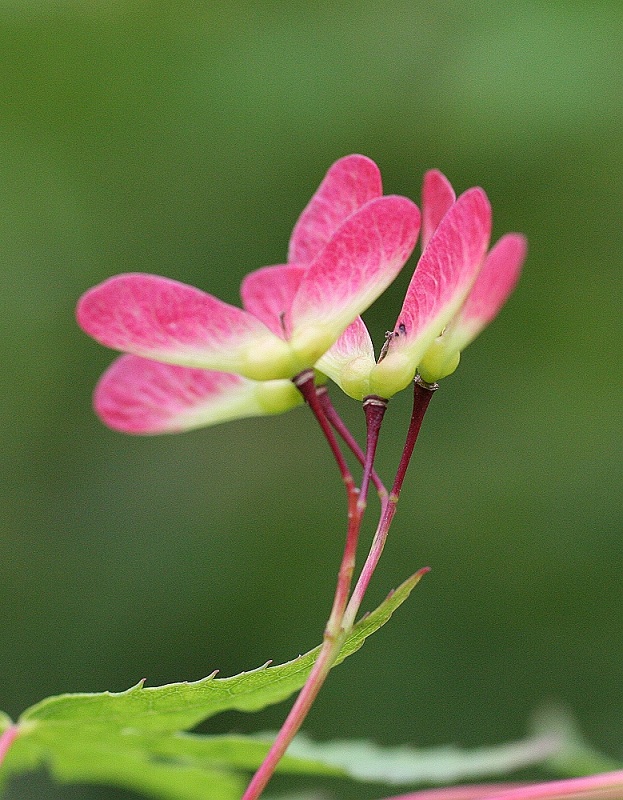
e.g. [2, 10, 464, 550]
[315, 386, 387, 499]
[389, 376, 438, 502]
[293, 371, 354, 494]
[359, 396, 388, 511]
[343, 376, 437, 628]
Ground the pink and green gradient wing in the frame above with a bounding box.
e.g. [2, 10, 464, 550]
[441, 233, 527, 353]
[77, 273, 281, 375]
[94, 355, 301, 434]
[288, 154, 383, 265]
[370, 188, 491, 397]
[240, 264, 306, 339]
[421, 169, 456, 251]
[289, 195, 421, 365]
[316, 317, 376, 400]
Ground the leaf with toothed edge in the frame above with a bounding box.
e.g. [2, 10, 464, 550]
[0, 571, 426, 799]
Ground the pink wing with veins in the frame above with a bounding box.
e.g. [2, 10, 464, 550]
[391, 187, 492, 358]
[240, 264, 306, 339]
[94, 355, 265, 434]
[291, 195, 421, 344]
[77, 273, 275, 372]
[444, 233, 527, 351]
[421, 169, 456, 251]
[288, 154, 383, 265]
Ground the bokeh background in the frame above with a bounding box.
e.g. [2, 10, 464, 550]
[1, 2, 621, 798]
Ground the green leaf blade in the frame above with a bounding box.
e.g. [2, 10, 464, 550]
[286, 733, 563, 785]
[20, 571, 425, 735]
[1, 571, 425, 799]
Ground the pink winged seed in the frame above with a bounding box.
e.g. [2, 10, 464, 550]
[453, 233, 527, 335]
[421, 169, 456, 251]
[94, 355, 260, 434]
[288, 154, 383, 265]
[393, 187, 492, 350]
[240, 264, 306, 340]
[291, 195, 421, 332]
[316, 317, 374, 370]
[325, 316, 375, 361]
[77, 274, 273, 370]
[315, 315, 376, 395]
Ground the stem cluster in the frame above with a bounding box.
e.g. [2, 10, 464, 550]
[242, 374, 438, 800]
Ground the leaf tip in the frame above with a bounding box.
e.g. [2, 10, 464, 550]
[417, 566, 431, 578]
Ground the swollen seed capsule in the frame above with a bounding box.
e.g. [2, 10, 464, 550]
[368, 351, 417, 399]
[255, 380, 304, 415]
[417, 339, 461, 383]
[240, 336, 301, 381]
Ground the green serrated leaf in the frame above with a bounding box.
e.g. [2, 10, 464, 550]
[37, 733, 245, 800]
[144, 733, 346, 777]
[0, 730, 345, 800]
[285, 732, 563, 785]
[0, 571, 425, 800]
[19, 571, 424, 734]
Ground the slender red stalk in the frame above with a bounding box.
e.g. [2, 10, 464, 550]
[244, 376, 435, 799]
[382, 785, 525, 800]
[292, 371, 363, 633]
[242, 373, 366, 800]
[241, 484, 363, 800]
[477, 771, 623, 800]
[389, 376, 438, 503]
[343, 377, 436, 629]
[383, 770, 623, 800]
[293, 371, 354, 493]
[316, 385, 387, 500]
[241, 626, 346, 800]
[359, 396, 388, 512]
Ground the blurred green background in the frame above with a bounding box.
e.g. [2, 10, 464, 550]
[1, 1, 621, 798]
